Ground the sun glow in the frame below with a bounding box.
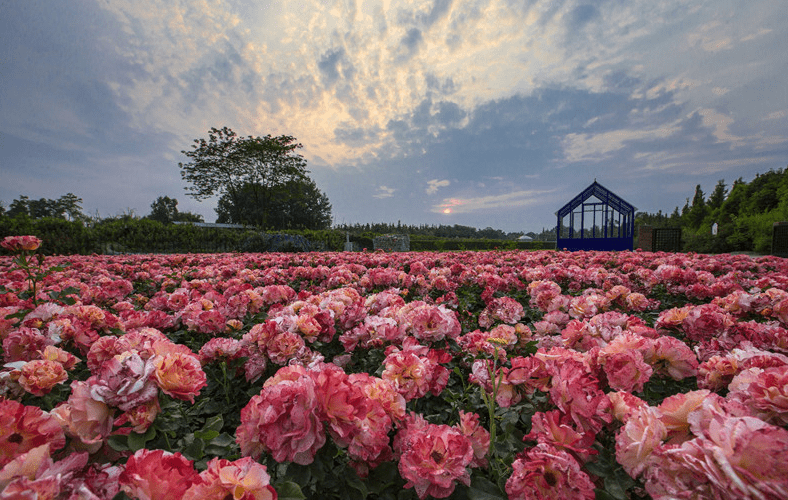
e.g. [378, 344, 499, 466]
[443, 208, 452, 214]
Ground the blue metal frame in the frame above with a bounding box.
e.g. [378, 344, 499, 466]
[556, 181, 635, 251]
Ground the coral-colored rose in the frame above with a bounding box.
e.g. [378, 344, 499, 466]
[397, 421, 474, 499]
[607, 391, 648, 423]
[51, 380, 114, 450]
[0, 399, 65, 468]
[682, 304, 734, 342]
[525, 410, 597, 463]
[198, 336, 246, 365]
[382, 349, 431, 401]
[0, 444, 88, 498]
[603, 350, 653, 393]
[505, 443, 595, 500]
[115, 398, 160, 434]
[1, 235, 42, 252]
[615, 405, 667, 478]
[727, 365, 788, 425]
[657, 390, 716, 444]
[351, 373, 407, 424]
[3, 327, 55, 363]
[119, 449, 200, 500]
[153, 352, 207, 403]
[236, 366, 326, 465]
[40, 345, 79, 371]
[698, 354, 739, 391]
[478, 297, 524, 328]
[548, 358, 612, 434]
[457, 411, 490, 468]
[643, 335, 698, 380]
[266, 330, 307, 365]
[89, 352, 158, 411]
[647, 407, 788, 500]
[18, 359, 68, 396]
[403, 304, 461, 342]
[182, 457, 277, 500]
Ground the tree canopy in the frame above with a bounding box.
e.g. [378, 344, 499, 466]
[5, 193, 87, 221]
[146, 196, 204, 224]
[179, 127, 331, 230]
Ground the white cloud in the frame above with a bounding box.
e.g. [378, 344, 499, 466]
[373, 185, 396, 199]
[426, 179, 450, 194]
[432, 188, 556, 215]
[562, 122, 681, 163]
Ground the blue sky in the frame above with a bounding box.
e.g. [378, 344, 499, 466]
[1, 0, 786, 233]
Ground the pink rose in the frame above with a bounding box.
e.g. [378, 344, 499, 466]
[119, 449, 200, 500]
[397, 420, 474, 499]
[506, 443, 595, 500]
[236, 366, 326, 465]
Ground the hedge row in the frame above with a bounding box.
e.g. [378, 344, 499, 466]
[0, 216, 551, 255]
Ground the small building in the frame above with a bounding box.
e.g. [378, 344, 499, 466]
[556, 180, 635, 251]
[373, 234, 410, 252]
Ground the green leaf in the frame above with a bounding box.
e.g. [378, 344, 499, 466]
[194, 429, 220, 441]
[274, 481, 306, 500]
[594, 489, 619, 500]
[182, 436, 205, 460]
[203, 414, 224, 433]
[127, 426, 156, 451]
[467, 475, 507, 500]
[107, 435, 129, 452]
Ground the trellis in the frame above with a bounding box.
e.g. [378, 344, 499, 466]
[556, 180, 635, 251]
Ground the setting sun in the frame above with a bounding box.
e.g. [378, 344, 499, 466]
[443, 208, 451, 214]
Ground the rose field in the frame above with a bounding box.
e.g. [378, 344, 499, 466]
[2, 235, 788, 499]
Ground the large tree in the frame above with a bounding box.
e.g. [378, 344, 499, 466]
[147, 196, 204, 224]
[179, 127, 329, 228]
[215, 178, 332, 230]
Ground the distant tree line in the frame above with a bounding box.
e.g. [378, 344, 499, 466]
[333, 222, 526, 241]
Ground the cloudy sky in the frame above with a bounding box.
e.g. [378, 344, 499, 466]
[2, 0, 787, 233]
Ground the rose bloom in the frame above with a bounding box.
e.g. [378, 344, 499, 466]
[119, 449, 201, 500]
[182, 457, 277, 500]
[89, 352, 159, 411]
[505, 443, 596, 500]
[697, 354, 740, 391]
[603, 350, 653, 393]
[0, 399, 65, 468]
[548, 358, 612, 434]
[646, 406, 788, 500]
[114, 398, 161, 434]
[397, 420, 474, 499]
[3, 327, 55, 363]
[642, 335, 698, 380]
[40, 345, 79, 371]
[457, 411, 490, 469]
[0, 444, 89, 498]
[153, 352, 207, 403]
[236, 365, 326, 465]
[727, 365, 788, 426]
[525, 410, 597, 463]
[681, 304, 735, 342]
[18, 359, 68, 396]
[608, 391, 648, 423]
[615, 405, 667, 478]
[50, 380, 114, 452]
[350, 373, 407, 424]
[1, 235, 42, 252]
[381, 349, 432, 401]
[657, 390, 718, 444]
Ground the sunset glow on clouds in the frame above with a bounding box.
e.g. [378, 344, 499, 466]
[1, 1, 787, 232]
